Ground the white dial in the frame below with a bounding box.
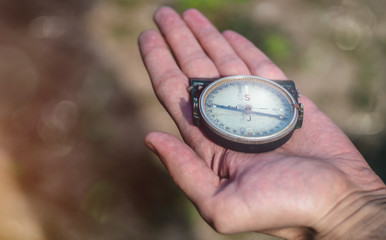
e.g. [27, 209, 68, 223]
[199, 76, 298, 145]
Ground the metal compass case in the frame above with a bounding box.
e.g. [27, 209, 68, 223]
[189, 75, 304, 153]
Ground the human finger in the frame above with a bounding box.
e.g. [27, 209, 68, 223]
[182, 9, 250, 76]
[222, 30, 287, 80]
[153, 7, 219, 78]
[138, 29, 217, 162]
[138, 30, 190, 125]
[144, 132, 219, 209]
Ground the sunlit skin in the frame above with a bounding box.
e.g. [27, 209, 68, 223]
[138, 7, 386, 239]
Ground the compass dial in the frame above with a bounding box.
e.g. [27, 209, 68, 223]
[199, 76, 299, 148]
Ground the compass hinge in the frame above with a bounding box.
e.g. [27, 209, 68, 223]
[294, 103, 304, 129]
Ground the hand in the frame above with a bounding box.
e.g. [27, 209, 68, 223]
[138, 7, 385, 239]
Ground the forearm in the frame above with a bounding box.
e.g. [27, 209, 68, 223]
[316, 188, 386, 240]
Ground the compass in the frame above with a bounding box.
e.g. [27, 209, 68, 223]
[189, 75, 303, 153]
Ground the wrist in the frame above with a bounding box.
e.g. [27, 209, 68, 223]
[316, 188, 386, 240]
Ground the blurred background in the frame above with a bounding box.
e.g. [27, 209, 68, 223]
[0, 0, 385, 239]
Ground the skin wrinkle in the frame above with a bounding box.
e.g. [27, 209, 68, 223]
[317, 192, 367, 239]
[185, 129, 218, 167]
[247, 157, 336, 222]
[158, 135, 218, 201]
[178, 97, 194, 124]
[139, 33, 187, 97]
[223, 151, 257, 178]
[182, 10, 218, 41]
[215, 156, 244, 196]
[361, 212, 386, 239]
[153, 7, 184, 34]
[317, 188, 366, 237]
[196, 27, 224, 44]
[179, 50, 214, 75]
[139, 34, 181, 83]
[182, 9, 208, 28]
[225, 164, 288, 233]
[203, 40, 249, 75]
[158, 86, 186, 121]
[195, 140, 213, 165]
[165, 27, 198, 52]
[217, 55, 250, 75]
[211, 148, 229, 178]
[324, 156, 384, 192]
[252, 59, 284, 79]
[219, 149, 232, 179]
[211, 181, 245, 233]
[223, 190, 253, 233]
[238, 181, 257, 228]
[138, 30, 162, 57]
[163, 23, 190, 40]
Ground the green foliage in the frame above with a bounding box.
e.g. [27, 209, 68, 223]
[262, 32, 291, 61]
[111, 22, 131, 40]
[350, 62, 376, 110]
[176, 0, 223, 10]
[175, 0, 251, 12]
[215, 13, 293, 66]
[110, 0, 141, 8]
[81, 180, 115, 223]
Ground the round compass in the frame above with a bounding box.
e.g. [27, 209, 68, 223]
[192, 75, 303, 153]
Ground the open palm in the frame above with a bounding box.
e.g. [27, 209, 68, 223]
[139, 7, 384, 239]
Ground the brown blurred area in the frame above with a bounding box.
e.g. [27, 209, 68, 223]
[0, 0, 192, 239]
[0, 0, 385, 240]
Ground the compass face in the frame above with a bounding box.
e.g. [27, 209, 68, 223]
[199, 76, 299, 146]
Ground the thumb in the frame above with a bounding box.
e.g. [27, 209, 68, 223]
[144, 132, 219, 204]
